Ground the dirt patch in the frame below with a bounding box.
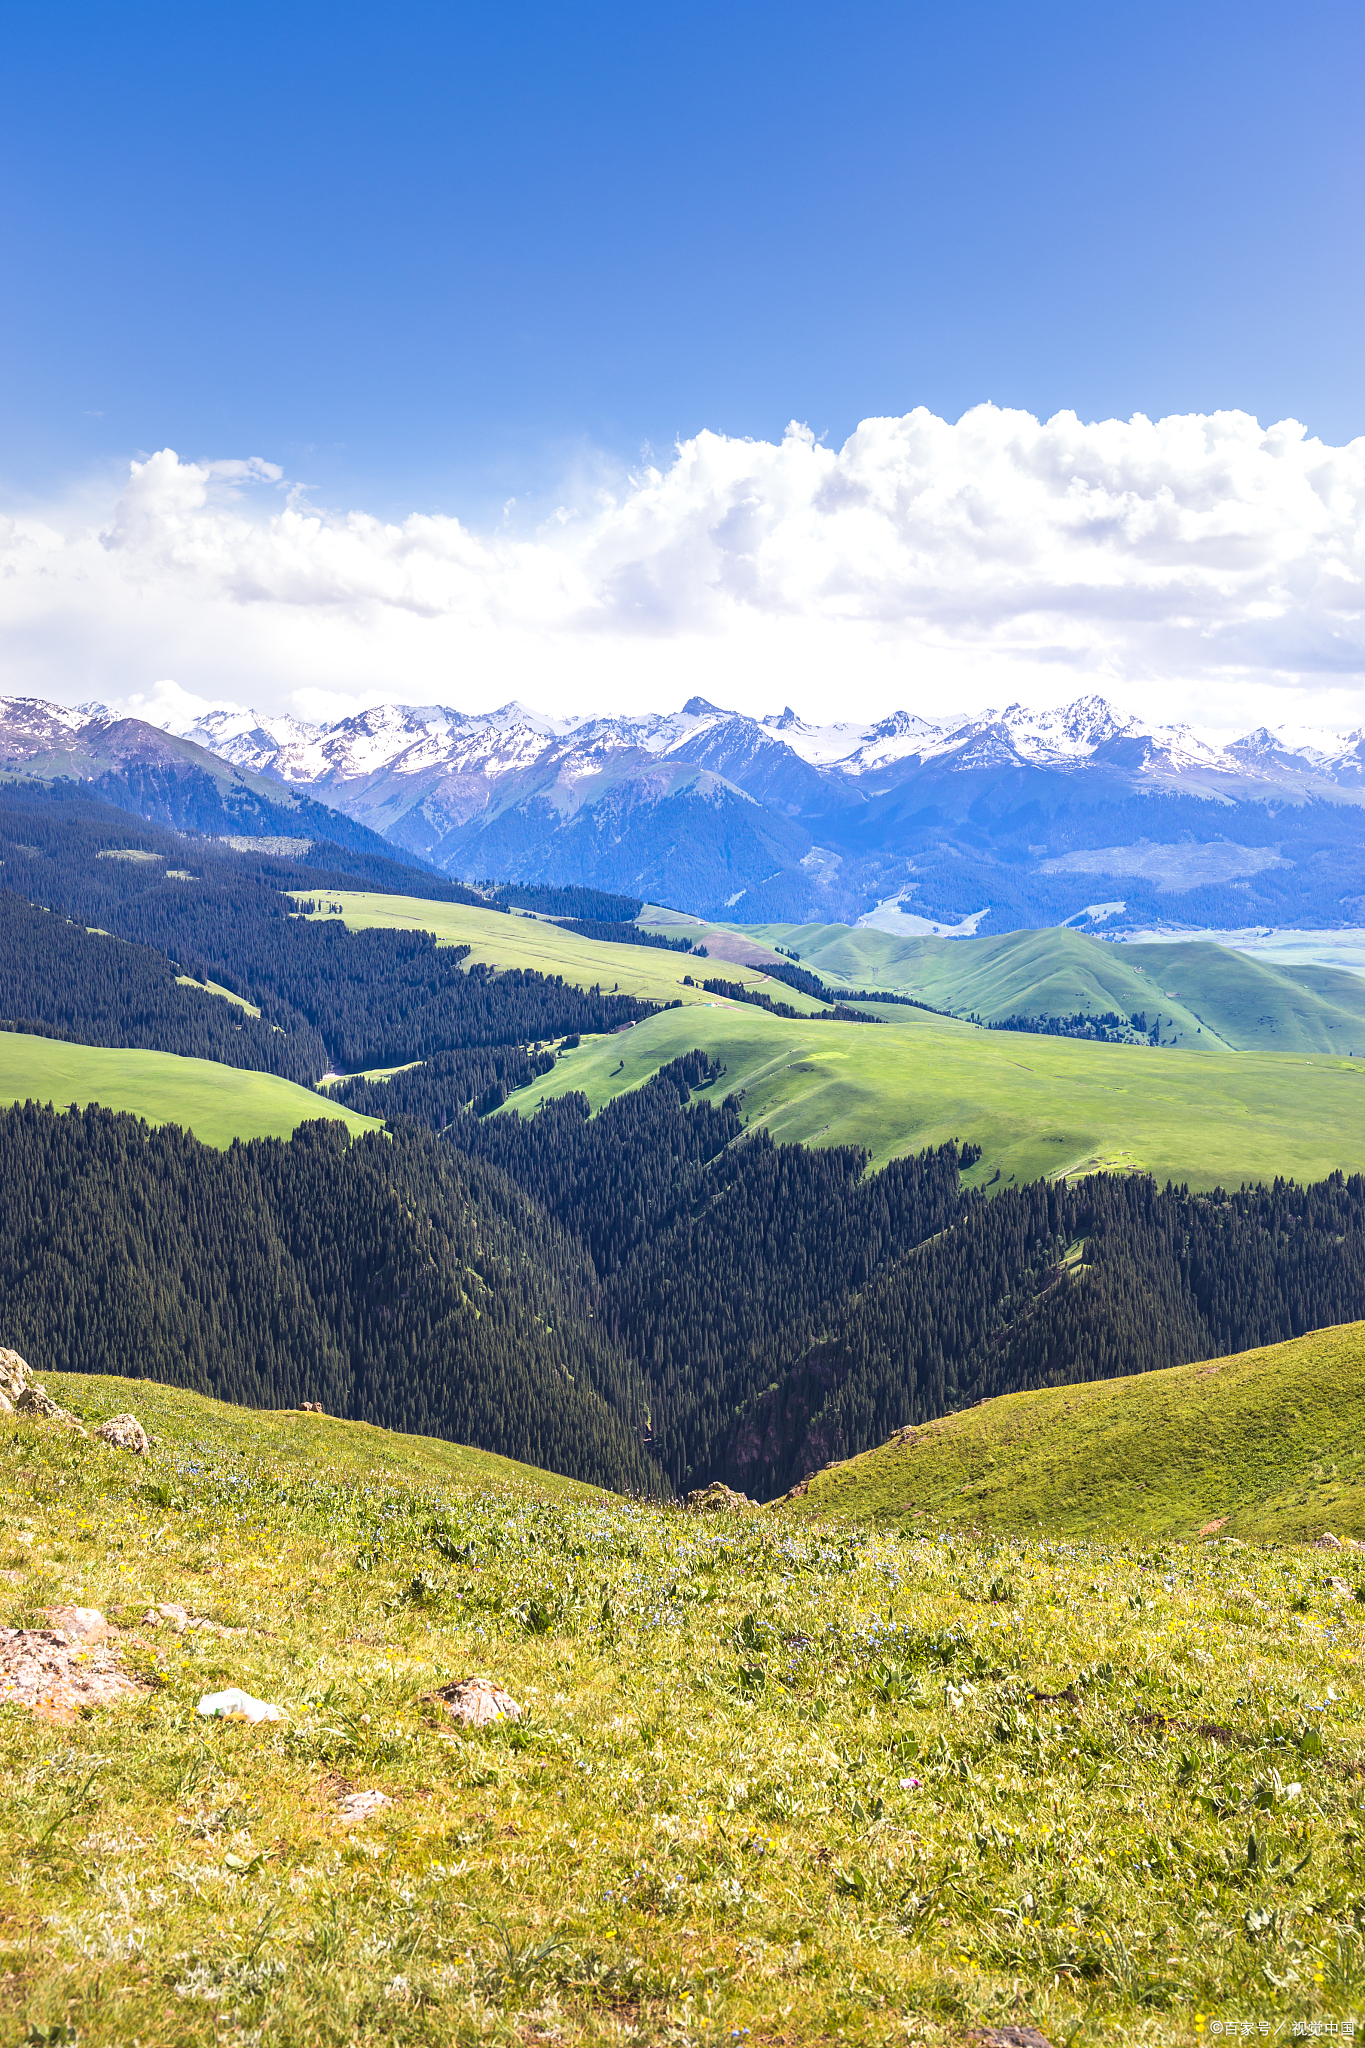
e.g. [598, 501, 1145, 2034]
[142, 1601, 244, 1639]
[1132, 1709, 1237, 1746]
[693, 931, 786, 969]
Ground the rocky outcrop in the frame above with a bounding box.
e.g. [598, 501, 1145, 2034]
[0, 1346, 30, 1412]
[94, 1413, 150, 1454]
[684, 1481, 756, 1512]
[1, 1611, 140, 1721]
[1, 1345, 84, 1430]
[430, 1677, 522, 1727]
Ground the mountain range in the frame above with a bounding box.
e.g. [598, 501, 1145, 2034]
[6, 690, 1365, 931]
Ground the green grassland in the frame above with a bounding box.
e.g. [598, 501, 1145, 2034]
[786, 1324, 1365, 1542]
[0, 1031, 379, 1148]
[294, 891, 826, 1012]
[524, 1001, 1365, 1188]
[175, 973, 263, 1019]
[739, 923, 1365, 1056]
[3, 1376, 1363, 2045]
[294, 887, 1365, 1186]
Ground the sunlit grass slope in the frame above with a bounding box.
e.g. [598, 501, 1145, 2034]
[3, 1378, 1362, 2045]
[521, 1000, 1365, 1188]
[290, 891, 1365, 1184]
[1122, 940, 1365, 1056]
[741, 922, 1365, 1054]
[293, 891, 823, 1011]
[41, 1372, 600, 1499]
[785, 1323, 1365, 1542]
[0, 1032, 379, 1148]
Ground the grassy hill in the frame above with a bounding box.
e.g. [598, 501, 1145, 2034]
[3, 1373, 1362, 2046]
[0, 1031, 379, 1147]
[293, 888, 1365, 1187]
[741, 921, 1365, 1054]
[293, 889, 818, 1012]
[40, 1371, 599, 1498]
[304, 888, 1365, 1056]
[519, 999, 1365, 1189]
[783, 1322, 1365, 1541]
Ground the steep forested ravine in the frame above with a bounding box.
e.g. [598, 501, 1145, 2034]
[0, 1102, 657, 1494]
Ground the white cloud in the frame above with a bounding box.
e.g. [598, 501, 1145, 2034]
[1, 405, 1362, 731]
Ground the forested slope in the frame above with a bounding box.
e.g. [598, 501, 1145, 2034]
[0, 1101, 656, 1493]
[733, 1170, 1365, 1495]
[0, 888, 326, 1082]
[0, 789, 657, 1076]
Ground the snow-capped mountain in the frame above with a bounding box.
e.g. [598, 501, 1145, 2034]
[173, 690, 1365, 805]
[8, 688, 1365, 932]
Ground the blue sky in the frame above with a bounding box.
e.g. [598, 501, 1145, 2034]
[1, 0, 1360, 520]
[0, 2, 1361, 732]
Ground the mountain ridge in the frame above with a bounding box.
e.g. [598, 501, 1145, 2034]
[10, 690, 1365, 929]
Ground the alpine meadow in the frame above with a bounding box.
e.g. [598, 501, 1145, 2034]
[3, 6, 1365, 2041]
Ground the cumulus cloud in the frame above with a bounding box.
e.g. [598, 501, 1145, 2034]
[1, 405, 1362, 731]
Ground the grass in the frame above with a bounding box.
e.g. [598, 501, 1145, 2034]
[297, 890, 1365, 1184]
[176, 975, 263, 1020]
[2, 1374, 1362, 2045]
[737, 924, 1365, 1055]
[785, 1323, 1365, 1542]
[522, 1001, 1365, 1189]
[292, 892, 824, 1012]
[0, 1031, 380, 1148]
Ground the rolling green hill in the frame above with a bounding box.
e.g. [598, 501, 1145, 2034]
[783, 1321, 1365, 1542]
[284, 888, 1365, 1187]
[292, 889, 816, 1010]
[519, 999, 1365, 1189]
[5, 1363, 1363, 2045]
[0, 1031, 379, 1147]
[40, 1370, 598, 1499]
[741, 921, 1365, 1054]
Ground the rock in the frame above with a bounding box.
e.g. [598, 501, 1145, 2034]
[1329, 1576, 1354, 1597]
[339, 1788, 391, 1822]
[0, 1346, 30, 1403]
[197, 1687, 283, 1723]
[143, 1601, 242, 1639]
[968, 2031, 1054, 2048]
[0, 1622, 141, 1722]
[430, 1677, 521, 1727]
[146, 1601, 191, 1631]
[43, 1605, 110, 1641]
[684, 1481, 755, 1512]
[1312, 1531, 1344, 1551]
[15, 1384, 85, 1431]
[94, 1413, 149, 1454]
